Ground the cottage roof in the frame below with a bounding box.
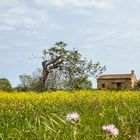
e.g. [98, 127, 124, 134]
[98, 74, 133, 80]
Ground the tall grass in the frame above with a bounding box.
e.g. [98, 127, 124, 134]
[0, 90, 139, 139]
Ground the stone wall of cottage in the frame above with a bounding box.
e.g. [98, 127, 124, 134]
[97, 79, 132, 90]
[131, 75, 138, 89]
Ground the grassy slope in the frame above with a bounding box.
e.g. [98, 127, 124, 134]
[0, 90, 139, 140]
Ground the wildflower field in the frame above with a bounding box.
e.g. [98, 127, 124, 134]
[0, 90, 139, 140]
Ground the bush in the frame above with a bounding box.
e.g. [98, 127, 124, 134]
[0, 78, 13, 92]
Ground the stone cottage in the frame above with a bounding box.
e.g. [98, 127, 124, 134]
[97, 70, 138, 90]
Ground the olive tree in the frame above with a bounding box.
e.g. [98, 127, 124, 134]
[38, 41, 106, 91]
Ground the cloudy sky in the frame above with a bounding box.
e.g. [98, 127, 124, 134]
[0, 0, 140, 87]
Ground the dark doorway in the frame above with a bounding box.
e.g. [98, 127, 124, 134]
[117, 82, 122, 89]
[102, 84, 105, 88]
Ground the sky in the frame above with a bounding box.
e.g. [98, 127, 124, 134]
[0, 0, 140, 87]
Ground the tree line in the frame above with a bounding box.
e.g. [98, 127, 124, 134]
[0, 41, 106, 92]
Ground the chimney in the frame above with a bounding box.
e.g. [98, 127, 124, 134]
[131, 70, 134, 74]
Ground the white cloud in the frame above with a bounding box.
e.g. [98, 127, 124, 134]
[137, 0, 140, 3]
[1, 8, 46, 30]
[0, 1, 48, 31]
[0, 0, 119, 33]
[0, 0, 19, 7]
[42, 0, 115, 8]
[0, 25, 14, 31]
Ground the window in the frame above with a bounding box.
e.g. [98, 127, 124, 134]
[102, 84, 105, 88]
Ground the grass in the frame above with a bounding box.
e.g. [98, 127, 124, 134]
[0, 90, 139, 140]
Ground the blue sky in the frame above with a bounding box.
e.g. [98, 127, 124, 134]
[0, 0, 140, 87]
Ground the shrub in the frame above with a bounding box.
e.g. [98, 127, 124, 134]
[0, 78, 13, 92]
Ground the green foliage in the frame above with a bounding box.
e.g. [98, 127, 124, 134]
[18, 75, 33, 91]
[39, 41, 106, 91]
[16, 69, 42, 92]
[17, 41, 105, 92]
[65, 77, 93, 90]
[0, 78, 13, 92]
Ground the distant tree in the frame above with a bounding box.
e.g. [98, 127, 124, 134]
[17, 69, 66, 91]
[0, 78, 13, 92]
[16, 69, 42, 91]
[18, 75, 33, 91]
[68, 78, 93, 90]
[38, 41, 106, 91]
